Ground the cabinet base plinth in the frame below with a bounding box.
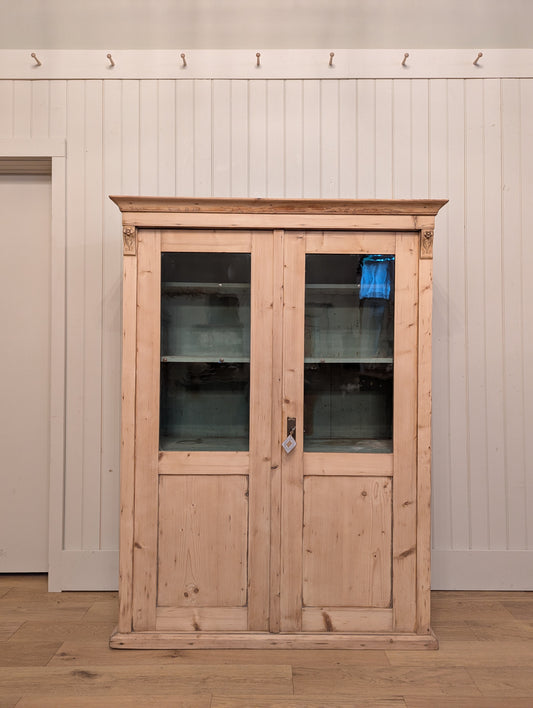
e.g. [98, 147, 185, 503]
[110, 628, 438, 650]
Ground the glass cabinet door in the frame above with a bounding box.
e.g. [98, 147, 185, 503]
[160, 252, 251, 451]
[304, 253, 395, 453]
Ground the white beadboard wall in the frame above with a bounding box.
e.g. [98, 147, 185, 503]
[0, 71, 531, 590]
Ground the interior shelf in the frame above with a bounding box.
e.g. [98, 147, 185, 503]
[162, 281, 250, 293]
[161, 356, 250, 363]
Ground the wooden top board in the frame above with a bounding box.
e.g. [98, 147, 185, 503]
[110, 196, 448, 216]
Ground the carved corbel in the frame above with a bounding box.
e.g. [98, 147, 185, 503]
[420, 230, 434, 259]
[123, 226, 137, 256]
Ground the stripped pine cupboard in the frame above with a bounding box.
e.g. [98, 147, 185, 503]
[110, 197, 447, 650]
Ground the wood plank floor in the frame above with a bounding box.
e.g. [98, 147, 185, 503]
[1, 575, 532, 707]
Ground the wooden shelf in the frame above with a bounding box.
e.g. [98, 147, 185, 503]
[162, 281, 249, 293]
[304, 357, 393, 364]
[161, 356, 250, 363]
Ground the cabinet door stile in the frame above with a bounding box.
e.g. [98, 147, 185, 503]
[248, 231, 275, 630]
[132, 229, 161, 631]
[392, 233, 419, 633]
[279, 231, 306, 632]
[269, 229, 285, 633]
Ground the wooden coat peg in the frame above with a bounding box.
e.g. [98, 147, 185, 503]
[180, 53, 187, 68]
[473, 52, 483, 66]
[107, 53, 115, 67]
[256, 52, 261, 67]
[31, 53, 42, 66]
[329, 52, 335, 67]
[402, 52, 409, 66]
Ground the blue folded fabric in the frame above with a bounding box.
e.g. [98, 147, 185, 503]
[360, 255, 394, 299]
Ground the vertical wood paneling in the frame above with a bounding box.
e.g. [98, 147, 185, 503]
[338, 80, 356, 197]
[302, 80, 320, 197]
[483, 79, 507, 549]
[13, 82, 31, 137]
[411, 80, 429, 196]
[356, 80, 375, 197]
[157, 80, 176, 195]
[501, 79, 527, 550]
[429, 79, 452, 551]
[49, 81, 67, 138]
[284, 80, 303, 197]
[465, 79, 489, 549]
[100, 79, 123, 550]
[392, 81, 412, 198]
[249, 80, 267, 196]
[445, 79, 470, 551]
[0, 81, 13, 135]
[82, 80, 104, 549]
[139, 81, 158, 195]
[63, 80, 86, 550]
[30, 81, 49, 138]
[320, 80, 339, 197]
[230, 80, 248, 196]
[175, 80, 194, 196]
[212, 80, 231, 197]
[521, 79, 533, 549]
[375, 79, 393, 197]
[266, 81, 284, 196]
[194, 80, 212, 197]
[121, 81, 140, 194]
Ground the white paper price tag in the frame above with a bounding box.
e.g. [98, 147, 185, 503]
[282, 434, 297, 454]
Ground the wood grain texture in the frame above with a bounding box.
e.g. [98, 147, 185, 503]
[161, 230, 252, 252]
[122, 211, 418, 231]
[248, 231, 274, 630]
[302, 477, 392, 609]
[158, 451, 249, 475]
[157, 476, 248, 610]
[392, 233, 419, 633]
[301, 607, 393, 633]
[155, 607, 247, 632]
[132, 229, 161, 631]
[304, 453, 393, 477]
[306, 231, 396, 254]
[269, 229, 284, 633]
[417, 255, 433, 634]
[110, 196, 448, 216]
[118, 252, 137, 633]
[279, 231, 306, 633]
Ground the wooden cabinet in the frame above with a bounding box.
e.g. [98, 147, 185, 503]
[110, 197, 447, 650]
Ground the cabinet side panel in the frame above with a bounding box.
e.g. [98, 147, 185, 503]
[157, 475, 248, 608]
[417, 249, 433, 633]
[118, 250, 137, 633]
[132, 229, 161, 631]
[392, 233, 419, 633]
[302, 476, 392, 607]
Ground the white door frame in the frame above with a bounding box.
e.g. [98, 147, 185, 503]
[0, 138, 66, 591]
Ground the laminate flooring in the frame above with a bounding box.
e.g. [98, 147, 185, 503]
[1, 575, 532, 707]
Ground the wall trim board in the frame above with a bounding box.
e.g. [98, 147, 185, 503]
[431, 551, 533, 590]
[1, 49, 533, 80]
[0, 140, 67, 593]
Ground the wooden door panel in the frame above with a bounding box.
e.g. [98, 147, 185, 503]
[302, 476, 392, 608]
[157, 475, 248, 608]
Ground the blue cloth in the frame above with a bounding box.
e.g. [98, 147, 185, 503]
[360, 255, 394, 300]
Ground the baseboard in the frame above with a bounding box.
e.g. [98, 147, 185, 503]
[48, 549, 119, 591]
[431, 550, 533, 590]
